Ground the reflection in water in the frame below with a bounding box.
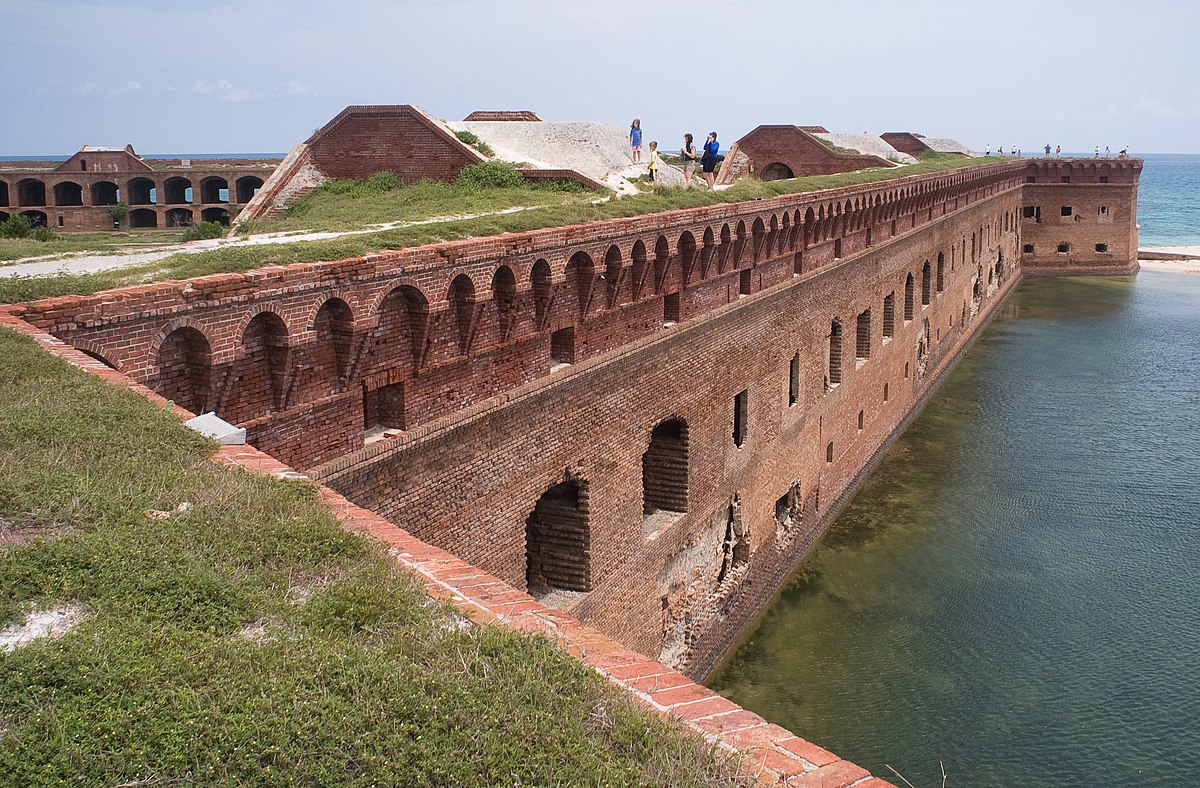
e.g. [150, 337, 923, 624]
[710, 273, 1200, 787]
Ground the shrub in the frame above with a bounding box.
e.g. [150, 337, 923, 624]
[31, 227, 55, 242]
[457, 161, 524, 190]
[455, 130, 494, 157]
[180, 221, 226, 242]
[0, 215, 33, 239]
[366, 170, 404, 192]
[106, 201, 129, 228]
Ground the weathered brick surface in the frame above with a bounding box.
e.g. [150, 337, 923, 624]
[1019, 158, 1141, 273]
[304, 105, 484, 183]
[0, 308, 893, 786]
[716, 125, 893, 184]
[11, 158, 1139, 678]
[0, 148, 277, 230]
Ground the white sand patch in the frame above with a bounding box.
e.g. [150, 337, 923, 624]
[922, 137, 978, 156]
[1138, 246, 1200, 273]
[0, 604, 88, 651]
[812, 132, 917, 164]
[237, 618, 273, 643]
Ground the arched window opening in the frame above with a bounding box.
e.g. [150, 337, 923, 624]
[717, 225, 732, 272]
[921, 260, 932, 305]
[883, 292, 895, 338]
[631, 240, 649, 297]
[235, 176, 263, 203]
[199, 177, 229, 204]
[90, 181, 119, 205]
[733, 390, 748, 447]
[0, 181, 9, 207]
[163, 177, 192, 205]
[312, 298, 353, 388]
[856, 309, 871, 360]
[826, 442, 834, 463]
[200, 207, 230, 226]
[165, 208, 194, 227]
[642, 419, 688, 519]
[827, 319, 843, 388]
[126, 177, 155, 205]
[19, 210, 47, 228]
[760, 162, 794, 181]
[526, 479, 590, 595]
[733, 221, 747, 267]
[904, 273, 915, 321]
[53, 181, 83, 206]
[129, 208, 157, 228]
[678, 231, 697, 285]
[17, 179, 46, 207]
[752, 218, 767, 263]
[155, 327, 212, 415]
[448, 274, 476, 354]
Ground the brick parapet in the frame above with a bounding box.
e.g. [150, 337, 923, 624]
[0, 306, 890, 788]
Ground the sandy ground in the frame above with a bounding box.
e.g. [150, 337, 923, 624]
[0, 604, 87, 651]
[1138, 245, 1200, 274]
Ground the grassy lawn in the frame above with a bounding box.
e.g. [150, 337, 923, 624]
[0, 154, 1005, 305]
[0, 328, 744, 786]
[0, 230, 185, 263]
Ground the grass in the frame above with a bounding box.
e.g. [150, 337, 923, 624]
[0, 230, 185, 263]
[0, 154, 1003, 305]
[0, 327, 746, 786]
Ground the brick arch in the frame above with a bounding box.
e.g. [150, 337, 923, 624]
[152, 326, 213, 415]
[311, 297, 354, 387]
[651, 236, 670, 293]
[716, 224, 732, 273]
[699, 226, 716, 278]
[531, 258, 553, 329]
[733, 220, 748, 266]
[448, 273, 477, 353]
[678, 230, 698, 286]
[490, 264, 520, 341]
[642, 417, 689, 517]
[365, 277, 429, 318]
[751, 216, 767, 263]
[70, 339, 121, 372]
[230, 304, 294, 358]
[374, 283, 430, 371]
[301, 290, 361, 336]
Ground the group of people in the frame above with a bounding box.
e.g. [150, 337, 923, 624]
[985, 143, 1130, 159]
[629, 120, 720, 188]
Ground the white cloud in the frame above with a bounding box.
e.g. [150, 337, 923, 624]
[283, 80, 311, 96]
[77, 81, 101, 95]
[193, 77, 250, 102]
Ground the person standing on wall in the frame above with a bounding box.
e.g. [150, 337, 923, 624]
[681, 134, 698, 188]
[630, 119, 643, 164]
[1055, 144, 1061, 158]
[701, 132, 720, 189]
[1044, 143, 1052, 157]
[647, 140, 659, 184]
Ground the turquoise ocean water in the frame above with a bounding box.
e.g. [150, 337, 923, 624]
[710, 156, 1200, 785]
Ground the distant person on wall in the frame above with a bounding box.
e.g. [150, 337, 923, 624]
[701, 132, 719, 189]
[1119, 146, 1129, 159]
[681, 133, 699, 188]
[647, 140, 659, 184]
[1056, 144, 1061, 158]
[1105, 145, 1111, 158]
[985, 145, 992, 156]
[1044, 144, 1052, 157]
[630, 119, 643, 164]
[998, 147, 1005, 156]
[1094, 146, 1100, 158]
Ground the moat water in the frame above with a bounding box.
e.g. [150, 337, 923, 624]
[711, 272, 1200, 786]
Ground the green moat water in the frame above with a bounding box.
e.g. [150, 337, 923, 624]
[711, 272, 1200, 786]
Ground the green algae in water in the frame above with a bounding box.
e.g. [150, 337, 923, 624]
[710, 273, 1200, 787]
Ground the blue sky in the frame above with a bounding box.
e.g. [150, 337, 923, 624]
[5, 0, 1197, 155]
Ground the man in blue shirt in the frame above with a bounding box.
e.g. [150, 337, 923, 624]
[701, 132, 719, 189]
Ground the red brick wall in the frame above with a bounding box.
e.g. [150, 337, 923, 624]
[730, 126, 892, 179]
[14, 160, 1140, 674]
[306, 106, 482, 183]
[880, 132, 933, 159]
[1018, 159, 1141, 274]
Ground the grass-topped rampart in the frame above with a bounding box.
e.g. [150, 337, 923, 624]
[0, 153, 1006, 305]
[0, 327, 744, 785]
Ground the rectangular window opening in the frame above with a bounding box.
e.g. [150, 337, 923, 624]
[1061, 206, 1073, 216]
[550, 327, 575, 365]
[733, 390, 748, 447]
[663, 292, 680, 324]
[788, 355, 800, 407]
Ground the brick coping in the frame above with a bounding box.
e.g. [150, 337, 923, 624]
[0, 307, 891, 788]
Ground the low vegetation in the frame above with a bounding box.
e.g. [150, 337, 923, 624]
[453, 129, 495, 157]
[0, 327, 745, 785]
[0, 154, 998, 305]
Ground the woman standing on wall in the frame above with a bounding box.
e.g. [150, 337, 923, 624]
[701, 131, 719, 189]
[681, 133, 698, 189]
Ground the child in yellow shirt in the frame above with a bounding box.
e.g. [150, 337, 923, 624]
[647, 141, 659, 184]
